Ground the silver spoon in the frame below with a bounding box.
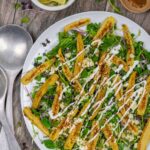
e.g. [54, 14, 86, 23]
[0, 66, 21, 150]
[0, 24, 33, 131]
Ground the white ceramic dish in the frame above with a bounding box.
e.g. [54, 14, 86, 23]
[21, 11, 150, 150]
[31, 0, 75, 11]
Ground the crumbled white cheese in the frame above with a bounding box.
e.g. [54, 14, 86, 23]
[121, 133, 125, 138]
[134, 120, 139, 125]
[110, 45, 121, 55]
[134, 143, 137, 149]
[147, 64, 150, 70]
[91, 39, 102, 46]
[65, 52, 71, 58]
[130, 54, 135, 58]
[131, 101, 137, 111]
[113, 66, 117, 71]
[76, 138, 86, 150]
[123, 82, 128, 87]
[129, 114, 134, 119]
[41, 77, 46, 83]
[126, 134, 134, 141]
[82, 58, 94, 67]
[107, 81, 112, 86]
[50, 66, 56, 73]
[60, 103, 65, 109]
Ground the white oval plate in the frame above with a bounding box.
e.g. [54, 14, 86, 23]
[21, 11, 150, 150]
[31, 0, 75, 11]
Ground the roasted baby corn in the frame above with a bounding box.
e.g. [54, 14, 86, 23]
[21, 58, 55, 85]
[94, 16, 116, 40]
[64, 18, 91, 32]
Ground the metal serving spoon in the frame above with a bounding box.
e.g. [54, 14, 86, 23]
[0, 25, 33, 131]
[0, 66, 21, 150]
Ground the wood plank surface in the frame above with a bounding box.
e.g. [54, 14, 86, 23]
[14, 0, 107, 39]
[0, 0, 17, 25]
[0, 0, 150, 149]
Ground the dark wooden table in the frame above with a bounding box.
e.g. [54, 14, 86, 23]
[0, 0, 150, 149]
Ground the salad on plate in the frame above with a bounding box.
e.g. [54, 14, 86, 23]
[21, 16, 150, 150]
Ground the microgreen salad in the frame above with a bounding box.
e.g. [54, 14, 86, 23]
[21, 16, 150, 150]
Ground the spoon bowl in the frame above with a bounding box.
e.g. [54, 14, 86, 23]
[0, 25, 33, 70]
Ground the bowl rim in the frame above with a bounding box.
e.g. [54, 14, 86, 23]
[31, 0, 75, 11]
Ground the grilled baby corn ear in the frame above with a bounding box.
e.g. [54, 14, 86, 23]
[102, 124, 119, 150]
[74, 33, 85, 77]
[32, 74, 58, 109]
[23, 107, 50, 136]
[122, 24, 135, 66]
[64, 18, 91, 32]
[21, 58, 55, 85]
[94, 16, 116, 40]
[138, 118, 150, 150]
[137, 76, 150, 115]
[87, 121, 99, 150]
[64, 120, 83, 150]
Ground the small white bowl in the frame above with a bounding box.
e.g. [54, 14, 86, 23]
[31, 0, 75, 11]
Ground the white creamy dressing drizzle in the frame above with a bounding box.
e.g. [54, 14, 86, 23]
[55, 39, 103, 102]
[80, 79, 106, 117]
[83, 98, 115, 140]
[88, 80, 146, 143]
[58, 67, 85, 101]
[91, 76, 121, 110]
[115, 64, 123, 73]
[34, 36, 146, 148]
[92, 60, 140, 111]
[58, 85, 69, 101]
[123, 60, 139, 81]
[48, 102, 75, 119]
[147, 64, 150, 70]
[104, 86, 145, 145]
[115, 82, 123, 97]
[118, 119, 130, 139]
[91, 39, 102, 47]
[75, 66, 100, 101]
[88, 74, 101, 92]
[110, 45, 121, 55]
[69, 118, 83, 133]
[117, 85, 147, 140]
[48, 44, 91, 76]
[103, 44, 121, 66]
[49, 64, 104, 120]
[76, 137, 86, 150]
[47, 39, 104, 119]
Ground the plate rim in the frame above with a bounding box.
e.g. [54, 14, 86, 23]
[20, 11, 150, 150]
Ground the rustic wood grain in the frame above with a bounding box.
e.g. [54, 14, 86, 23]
[14, 0, 107, 40]
[0, 0, 17, 25]
[0, 0, 150, 150]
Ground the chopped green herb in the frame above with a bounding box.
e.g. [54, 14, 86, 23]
[21, 16, 30, 24]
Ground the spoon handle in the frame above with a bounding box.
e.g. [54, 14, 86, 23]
[6, 74, 15, 133]
[1, 114, 21, 150]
